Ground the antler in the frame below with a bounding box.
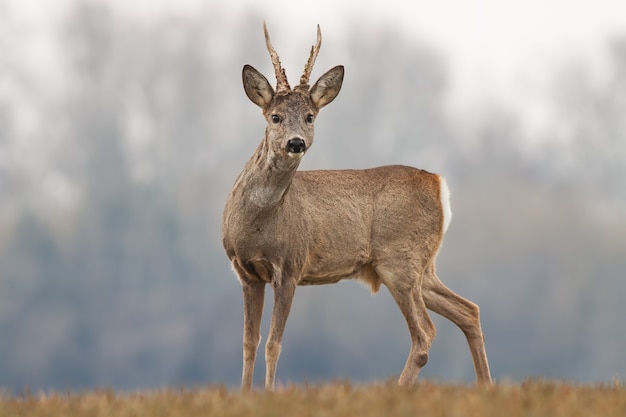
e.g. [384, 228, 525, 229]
[263, 22, 291, 92]
[298, 25, 322, 89]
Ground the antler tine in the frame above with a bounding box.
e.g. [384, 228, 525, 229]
[263, 22, 290, 92]
[299, 24, 322, 88]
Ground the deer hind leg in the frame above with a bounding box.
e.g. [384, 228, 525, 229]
[265, 279, 296, 390]
[380, 267, 436, 386]
[422, 265, 492, 385]
[241, 280, 266, 390]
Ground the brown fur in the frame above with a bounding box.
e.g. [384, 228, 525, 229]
[222, 24, 492, 390]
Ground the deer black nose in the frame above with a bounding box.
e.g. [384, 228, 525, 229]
[286, 138, 306, 154]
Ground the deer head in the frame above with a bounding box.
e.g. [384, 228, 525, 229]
[242, 23, 344, 170]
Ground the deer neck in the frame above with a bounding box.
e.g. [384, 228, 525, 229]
[230, 135, 300, 212]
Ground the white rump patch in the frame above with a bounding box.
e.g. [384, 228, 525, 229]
[439, 176, 452, 233]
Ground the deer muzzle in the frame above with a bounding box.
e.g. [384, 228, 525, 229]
[286, 138, 306, 154]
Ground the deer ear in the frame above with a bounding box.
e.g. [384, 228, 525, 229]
[310, 65, 344, 109]
[243, 65, 274, 107]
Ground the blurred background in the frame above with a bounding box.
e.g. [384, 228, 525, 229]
[1, 0, 625, 392]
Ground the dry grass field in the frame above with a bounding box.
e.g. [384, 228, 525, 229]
[1, 379, 624, 417]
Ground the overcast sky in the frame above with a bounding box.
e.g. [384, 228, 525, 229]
[107, 0, 626, 101]
[5, 0, 626, 132]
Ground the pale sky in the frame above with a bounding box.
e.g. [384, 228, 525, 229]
[5, 0, 626, 133]
[219, 0, 626, 137]
[116, 0, 626, 103]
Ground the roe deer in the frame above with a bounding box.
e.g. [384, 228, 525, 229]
[222, 23, 492, 390]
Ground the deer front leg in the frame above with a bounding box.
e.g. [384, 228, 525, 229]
[241, 280, 265, 390]
[265, 279, 296, 390]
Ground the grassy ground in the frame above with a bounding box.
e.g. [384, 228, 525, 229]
[1, 379, 625, 417]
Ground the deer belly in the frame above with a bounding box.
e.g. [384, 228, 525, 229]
[298, 257, 381, 293]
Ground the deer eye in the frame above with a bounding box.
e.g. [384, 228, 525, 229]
[270, 115, 281, 124]
[305, 114, 314, 124]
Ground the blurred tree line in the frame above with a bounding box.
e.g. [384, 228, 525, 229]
[0, 2, 624, 391]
